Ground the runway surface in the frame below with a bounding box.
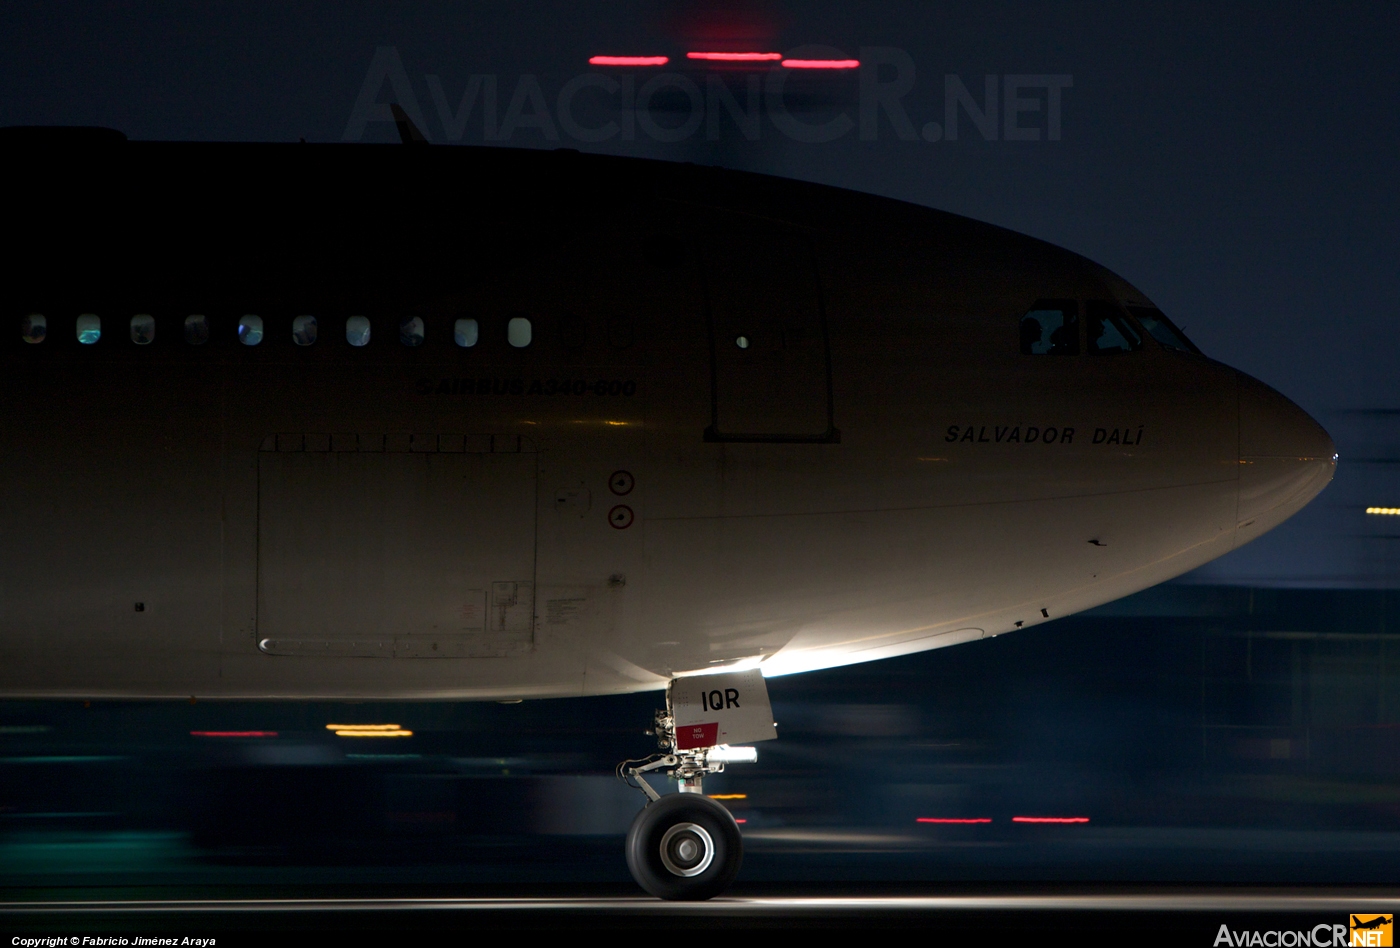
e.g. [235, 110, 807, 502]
[4, 889, 1399, 939]
[5, 891, 1400, 913]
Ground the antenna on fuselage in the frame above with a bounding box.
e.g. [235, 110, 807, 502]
[389, 103, 429, 145]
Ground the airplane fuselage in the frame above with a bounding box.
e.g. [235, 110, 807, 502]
[0, 137, 1334, 698]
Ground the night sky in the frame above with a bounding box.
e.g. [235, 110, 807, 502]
[3, 1, 1396, 586]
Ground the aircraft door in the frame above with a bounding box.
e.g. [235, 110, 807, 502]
[704, 234, 837, 442]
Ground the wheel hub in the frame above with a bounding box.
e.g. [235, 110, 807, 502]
[659, 821, 714, 877]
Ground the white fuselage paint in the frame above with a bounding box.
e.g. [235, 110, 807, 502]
[0, 145, 1334, 699]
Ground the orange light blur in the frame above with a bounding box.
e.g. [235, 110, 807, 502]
[327, 723, 413, 738]
[1012, 816, 1089, 823]
[708, 793, 748, 800]
[916, 817, 991, 824]
[326, 724, 401, 730]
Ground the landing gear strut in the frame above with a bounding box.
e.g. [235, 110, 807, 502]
[618, 708, 748, 900]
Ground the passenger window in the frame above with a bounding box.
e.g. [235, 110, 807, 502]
[454, 318, 479, 348]
[1019, 300, 1078, 355]
[21, 314, 46, 344]
[1085, 301, 1141, 355]
[346, 315, 371, 347]
[1127, 305, 1199, 353]
[76, 314, 101, 345]
[238, 315, 264, 346]
[130, 314, 155, 345]
[292, 315, 317, 346]
[184, 314, 210, 345]
[507, 316, 532, 348]
[399, 316, 425, 347]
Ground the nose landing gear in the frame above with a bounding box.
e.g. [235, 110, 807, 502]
[618, 708, 750, 900]
[617, 671, 774, 900]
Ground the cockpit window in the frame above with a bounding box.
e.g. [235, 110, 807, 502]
[1020, 300, 1079, 355]
[1086, 300, 1141, 354]
[1127, 305, 1200, 353]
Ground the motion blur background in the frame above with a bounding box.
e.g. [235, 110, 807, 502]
[2, 1, 1398, 891]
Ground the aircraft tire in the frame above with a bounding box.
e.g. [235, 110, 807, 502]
[625, 793, 743, 900]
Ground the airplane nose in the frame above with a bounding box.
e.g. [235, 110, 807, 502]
[1235, 372, 1336, 547]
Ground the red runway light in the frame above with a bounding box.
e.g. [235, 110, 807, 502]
[916, 817, 992, 824]
[589, 55, 668, 67]
[735, 819, 747, 824]
[781, 58, 860, 70]
[686, 52, 782, 62]
[190, 730, 278, 738]
[1012, 816, 1090, 824]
